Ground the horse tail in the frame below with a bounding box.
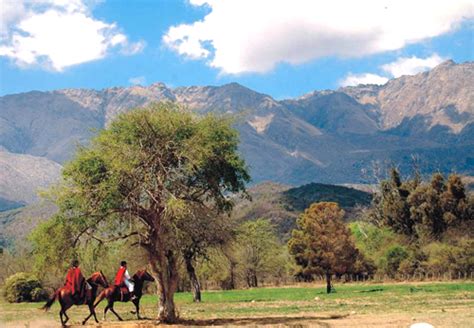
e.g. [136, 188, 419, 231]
[42, 289, 59, 311]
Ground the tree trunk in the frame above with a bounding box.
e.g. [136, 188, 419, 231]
[184, 254, 201, 302]
[228, 261, 236, 290]
[149, 248, 179, 323]
[326, 272, 332, 294]
[246, 269, 258, 288]
[253, 270, 258, 288]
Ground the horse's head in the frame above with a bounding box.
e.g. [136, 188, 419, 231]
[89, 271, 109, 288]
[133, 269, 155, 282]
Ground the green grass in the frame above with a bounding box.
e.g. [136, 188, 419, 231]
[1, 281, 473, 327]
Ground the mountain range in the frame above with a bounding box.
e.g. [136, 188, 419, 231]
[0, 59, 473, 208]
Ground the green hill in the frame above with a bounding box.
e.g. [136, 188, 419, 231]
[282, 182, 372, 211]
[232, 182, 372, 240]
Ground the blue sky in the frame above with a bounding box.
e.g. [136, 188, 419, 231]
[0, 0, 473, 99]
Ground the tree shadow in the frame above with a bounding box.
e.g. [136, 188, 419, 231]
[177, 313, 349, 326]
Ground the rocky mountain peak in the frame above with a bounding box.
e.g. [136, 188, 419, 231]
[1, 60, 473, 207]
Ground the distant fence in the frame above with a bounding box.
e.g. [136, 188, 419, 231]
[259, 272, 474, 287]
[308, 271, 474, 283]
[196, 272, 474, 291]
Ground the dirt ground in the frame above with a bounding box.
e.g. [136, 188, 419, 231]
[3, 310, 473, 328]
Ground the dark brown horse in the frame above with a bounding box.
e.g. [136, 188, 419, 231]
[94, 270, 154, 321]
[43, 271, 108, 326]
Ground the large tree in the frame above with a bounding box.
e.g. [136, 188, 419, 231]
[288, 202, 358, 293]
[33, 103, 249, 322]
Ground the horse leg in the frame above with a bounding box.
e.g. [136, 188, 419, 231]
[103, 303, 109, 321]
[82, 303, 96, 325]
[134, 299, 141, 319]
[59, 302, 70, 326]
[82, 312, 93, 325]
[58, 294, 71, 326]
[92, 304, 99, 323]
[63, 309, 69, 325]
[109, 302, 123, 321]
[59, 310, 65, 326]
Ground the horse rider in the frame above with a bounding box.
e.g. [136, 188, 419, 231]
[64, 260, 87, 301]
[114, 261, 137, 300]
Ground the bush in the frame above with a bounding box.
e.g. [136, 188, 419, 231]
[421, 239, 474, 275]
[380, 245, 409, 277]
[3, 272, 47, 303]
[30, 287, 49, 302]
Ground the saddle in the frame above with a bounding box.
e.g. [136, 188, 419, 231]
[72, 287, 91, 305]
[117, 286, 131, 301]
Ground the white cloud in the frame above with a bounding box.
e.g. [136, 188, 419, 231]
[381, 54, 445, 77]
[340, 73, 389, 87]
[129, 76, 146, 85]
[163, 0, 473, 75]
[0, 0, 144, 71]
[121, 40, 146, 55]
[0, 1, 26, 36]
[339, 54, 447, 86]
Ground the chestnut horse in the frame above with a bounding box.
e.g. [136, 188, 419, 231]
[94, 270, 154, 321]
[43, 271, 108, 326]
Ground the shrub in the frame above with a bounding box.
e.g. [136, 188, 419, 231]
[421, 239, 474, 275]
[30, 287, 49, 302]
[3, 272, 47, 303]
[380, 245, 409, 277]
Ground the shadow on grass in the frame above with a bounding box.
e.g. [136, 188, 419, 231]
[358, 288, 384, 293]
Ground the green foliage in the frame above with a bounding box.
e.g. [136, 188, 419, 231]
[236, 219, 285, 287]
[32, 103, 249, 259]
[29, 215, 77, 276]
[349, 221, 400, 257]
[193, 222, 290, 290]
[196, 247, 234, 289]
[381, 245, 409, 276]
[350, 221, 407, 276]
[420, 238, 474, 275]
[3, 272, 47, 303]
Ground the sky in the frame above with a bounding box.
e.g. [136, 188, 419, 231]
[0, 0, 473, 99]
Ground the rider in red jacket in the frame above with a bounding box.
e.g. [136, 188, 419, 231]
[114, 261, 136, 300]
[64, 260, 85, 300]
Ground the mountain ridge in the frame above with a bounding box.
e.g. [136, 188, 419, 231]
[0, 60, 473, 206]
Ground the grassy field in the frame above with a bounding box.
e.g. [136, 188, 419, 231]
[1, 281, 473, 327]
